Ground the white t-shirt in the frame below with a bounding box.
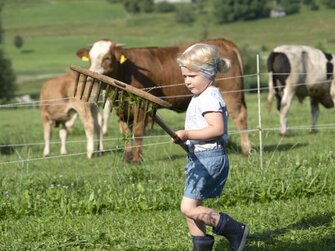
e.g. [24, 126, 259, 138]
[185, 86, 228, 152]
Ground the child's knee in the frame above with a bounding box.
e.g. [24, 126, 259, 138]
[180, 203, 190, 216]
[180, 201, 196, 217]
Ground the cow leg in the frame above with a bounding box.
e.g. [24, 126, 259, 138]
[119, 119, 133, 162]
[91, 105, 104, 155]
[102, 99, 111, 136]
[59, 125, 68, 155]
[76, 104, 95, 159]
[42, 117, 53, 157]
[224, 95, 251, 156]
[65, 112, 78, 130]
[132, 107, 146, 164]
[267, 71, 275, 112]
[330, 79, 335, 106]
[310, 98, 319, 134]
[232, 105, 251, 156]
[279, 88, 295, 136]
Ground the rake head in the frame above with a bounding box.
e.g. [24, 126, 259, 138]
[71, 65, 172, 111]
[70, 65, 188, 153]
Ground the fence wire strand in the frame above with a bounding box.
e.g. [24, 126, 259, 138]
[0, 71, 333, 110]
[1, 65, 334, 165]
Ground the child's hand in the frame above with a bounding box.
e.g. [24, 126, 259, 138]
[173, 130, 188, 143]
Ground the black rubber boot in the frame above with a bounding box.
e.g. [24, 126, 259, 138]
[212, 213, 249, 251]
[192, 234, 215, 251]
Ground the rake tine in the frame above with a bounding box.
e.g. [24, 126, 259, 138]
[70, 65, 172, 108]
[108, 89, 118, 113]
[80, 74, 88, 100]
[142, 100, 150, 127]
[73, 71, 81, 97]
[70, 65, 187, 152]
[119, 90, 125, 106]
[94, 81, 103, 104]
[86, 78, 95, 102]
[135, 98, 143, 123]
[103, 84, 111, 108]
[149, 106, 157, 130]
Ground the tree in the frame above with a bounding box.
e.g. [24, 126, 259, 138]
[0, 1, 3, 44]
[0, 1, 16, 102]
[138, 0, 154, 13]
[106, 0, 122, 3]
[14, 35, 24, 50]
[123, 0, 154, 14]
[277, 0, 300, 14]
[123, 0, 140, 13]
[213, 0, 269, 24]
[321, 0, 335, 8]
[175, 8, 195, 26]
[155, 1, 176, 13]
[0, 49, 16, 102]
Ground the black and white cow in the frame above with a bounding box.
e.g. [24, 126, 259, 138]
[267, 45, 335, 135]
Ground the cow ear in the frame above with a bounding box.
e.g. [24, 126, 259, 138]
[113, 44, 127, 64]
[116, 43, 125, 48]
[119, 54, 127, 64]
[76, 48, 90, 61]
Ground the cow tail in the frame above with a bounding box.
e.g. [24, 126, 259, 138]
[267, 52, 275, 112]
[233, 47, 244, 76]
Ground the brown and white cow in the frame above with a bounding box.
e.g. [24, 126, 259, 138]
[39, 73, 104, 158]
[267, 45, 335, 136]
[76, 38, 251, 162]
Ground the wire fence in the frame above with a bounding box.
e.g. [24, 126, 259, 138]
[0, 56, 334, 166]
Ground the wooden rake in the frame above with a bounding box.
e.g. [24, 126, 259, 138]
[70, 65, 188, 153]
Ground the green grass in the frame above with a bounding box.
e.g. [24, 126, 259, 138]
[1, 1, 335, 250]
[0, 93, 335, 250]
[1, 195, 334, 250]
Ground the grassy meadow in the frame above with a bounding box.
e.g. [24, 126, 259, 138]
[1, 0, 335, 250]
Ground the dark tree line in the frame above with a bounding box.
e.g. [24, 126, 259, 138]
[213, 0, 270, 23]
[111, 0, 334, 24]
[0, 0, 16, 102]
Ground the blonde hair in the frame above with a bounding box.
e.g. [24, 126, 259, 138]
[177, 43, 231, 80]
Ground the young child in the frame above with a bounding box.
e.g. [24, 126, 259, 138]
[174, 43, 249, 251]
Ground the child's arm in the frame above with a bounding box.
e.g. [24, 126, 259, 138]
[175, 111, 224, 142]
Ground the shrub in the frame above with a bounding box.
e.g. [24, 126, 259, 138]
[175, 8, 195, 26]
[123, 0, 140, 13]
[14, 35, 24, 50]
[139, 0, 154, 13]
[155, 2, 176, 13]
[213, 0, 270, 24]
[123, 0, 154, 14]
[321, 0, 335, 8]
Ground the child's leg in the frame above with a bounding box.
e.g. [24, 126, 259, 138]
[180, 197, 248, 251]
[181, 197, 219, 251]
[181, 197, 220, 235]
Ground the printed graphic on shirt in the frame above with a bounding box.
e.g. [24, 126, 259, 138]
[185, 86, 228, 151]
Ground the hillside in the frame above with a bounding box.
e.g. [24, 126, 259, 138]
[3, 0, 335, 80]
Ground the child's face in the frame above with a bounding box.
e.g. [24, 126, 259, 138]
[181, 67, 212, 95]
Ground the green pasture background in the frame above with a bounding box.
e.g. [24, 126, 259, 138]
[1, 1, 335, 250]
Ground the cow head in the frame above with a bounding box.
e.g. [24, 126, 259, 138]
[76, 39, 125, 77]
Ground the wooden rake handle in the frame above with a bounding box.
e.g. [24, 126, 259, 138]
[147, 111, 189, 153]
[70, 65, 188, 153]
